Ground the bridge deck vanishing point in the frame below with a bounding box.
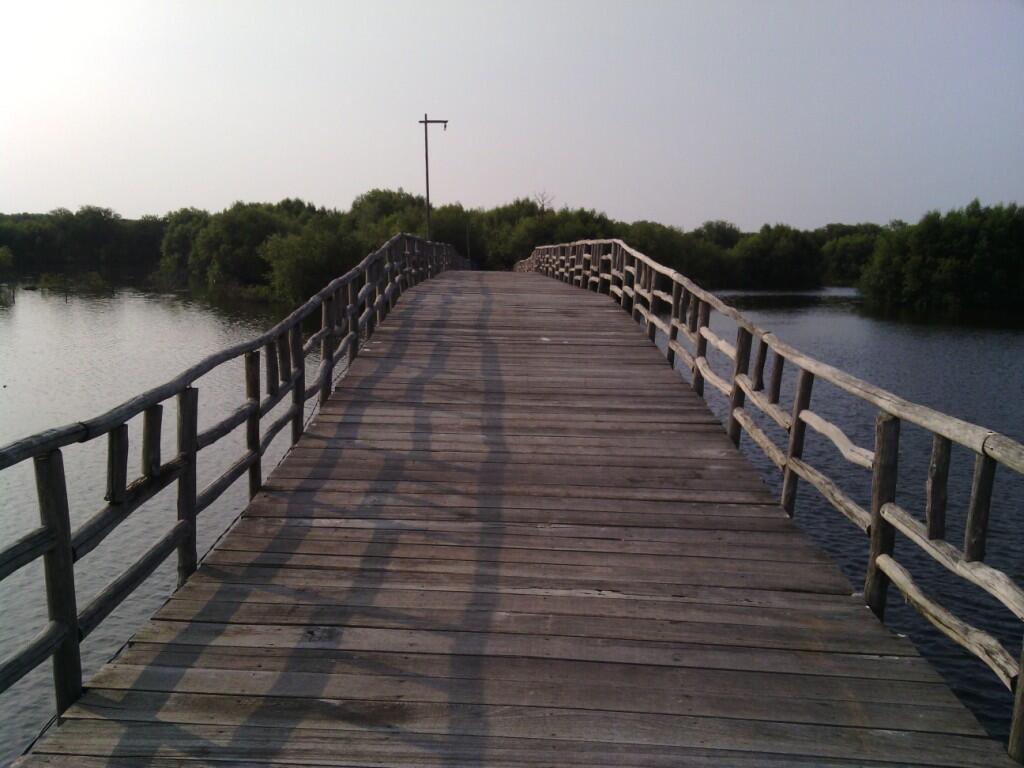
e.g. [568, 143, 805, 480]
[17, 271, 1011, 767]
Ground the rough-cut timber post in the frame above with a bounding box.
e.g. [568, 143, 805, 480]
[33, 449, 81, 714]
[691, 301, 710, 396]
[347, 281, 359, 366]
[264, 339, 279, 397]
[926, 434, 951, 540]
[865, 412, 900, 619]
[141, 405, 162, 477]
[289, 324, 304, 444]
[276, 332, 291, 387]
[319, 294, 335, 406]
[667, 281, 682, 367]
[244, 352, 260, 497]
[726, 327, 753, 446]
[781, 368, 814, 516]
[645, 269, 657, 342]
[176, 387, 199, 585]
[768, 350, 785, 404]
[964, 454, 996, 562]
[105, 424, 128, 503]
[751, 335, 769, 391]
[619, 247, 631, 312]
[1011, 657, 1024, 761]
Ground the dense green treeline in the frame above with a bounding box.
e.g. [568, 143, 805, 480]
[859, 201, 1024, 320]
[1, 193, 1020, 320]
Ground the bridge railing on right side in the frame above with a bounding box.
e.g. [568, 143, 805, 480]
[516, 238, 1024, 762]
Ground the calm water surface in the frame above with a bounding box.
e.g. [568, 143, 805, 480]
[694, 288, 1024, 742]
[0, 286, 319, 765]
[0, 284, 1022, 763]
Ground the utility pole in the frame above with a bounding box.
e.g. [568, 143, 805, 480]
[419, 113, 448, 240]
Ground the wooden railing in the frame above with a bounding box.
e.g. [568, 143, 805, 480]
[516, 238, 1024, 761]
[0, 233, 464, 716]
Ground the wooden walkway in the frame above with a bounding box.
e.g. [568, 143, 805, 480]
[18, 271, 1011, 766]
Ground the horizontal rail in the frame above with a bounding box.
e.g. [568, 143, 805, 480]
[731, 408, 786, 469]
[260, 406, 297, 455]
[196, 451, 259, 514]
[71, 457, 186, 561]
[694, 358, 731, 396]
[0, 526, 55, 581]
[787, 457, 870, 532]
[882, 503, 1024, 621]
[876, 554, 1018, 690]
[0, 621, 67, 693]
[735, 374, 791, 431]
[700, 326, 736, 361]
[667, 339, 695, 371]
[78, 520, 188, 639]
[259, 372, 296, 418]
[799, 410, 874, 469]
[197, 401, 256, 451]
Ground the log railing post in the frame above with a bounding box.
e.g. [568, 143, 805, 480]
[691, 301, 710, 395]
[276, 332, 291, 388]
[105, 424, 128, 504]
[751, 336, 769, 391]
[599, 251, 612, 295]
[864, 412, 900, 619]
[632, 262, 644, 323]
[176, 387, 199, 585]
[726, 327, 753, 446]
[926, 434, 951, 540]
[666, 281, 682, 368]
[141, 405, 162, 477]
[383, 248, 395, 314]
[34, 449, 82, 714]
[366, 264, 377, 338]
[244, 352, 260, 497]
[768, 350, 785, 404]
[964, 454, 996, 562]
[1010, 657, 1024, 761]
[347, 281, 359, 366]
[645, 269, 657, 341]
[780, 368, 813, 516]
[376, 260, 388, 326]
[264, 340, 279, 398]
[289, 324, 304, 443]
[320, 295, 336, 406]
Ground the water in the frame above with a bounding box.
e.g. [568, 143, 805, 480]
[0, 286, 320, 765]
[688, 287, 1024, 741]
[0, 284, 1022, 762]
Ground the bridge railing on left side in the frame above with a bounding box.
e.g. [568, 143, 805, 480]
[516, 238, 1024, 762]
[0, 233, 466, 722]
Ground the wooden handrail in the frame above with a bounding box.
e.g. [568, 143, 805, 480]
[517, 237, 1024, 762]
[0, 233, 465, 719]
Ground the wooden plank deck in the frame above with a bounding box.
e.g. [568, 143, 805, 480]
[17, 271, 1011, 766]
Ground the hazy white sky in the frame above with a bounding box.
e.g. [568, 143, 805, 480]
[1, 0, 1021, 230]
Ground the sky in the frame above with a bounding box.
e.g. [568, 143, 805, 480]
[1, 0, 1022, 230]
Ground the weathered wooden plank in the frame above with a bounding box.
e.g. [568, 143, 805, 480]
[16, 269, 1007, 768]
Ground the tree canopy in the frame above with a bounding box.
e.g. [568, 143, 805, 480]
[2, 194, 1020, 320]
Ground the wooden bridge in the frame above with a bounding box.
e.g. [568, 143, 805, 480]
[2, 234, 1023, 766]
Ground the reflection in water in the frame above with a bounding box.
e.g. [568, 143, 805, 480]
[0, 286, 307, 764]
